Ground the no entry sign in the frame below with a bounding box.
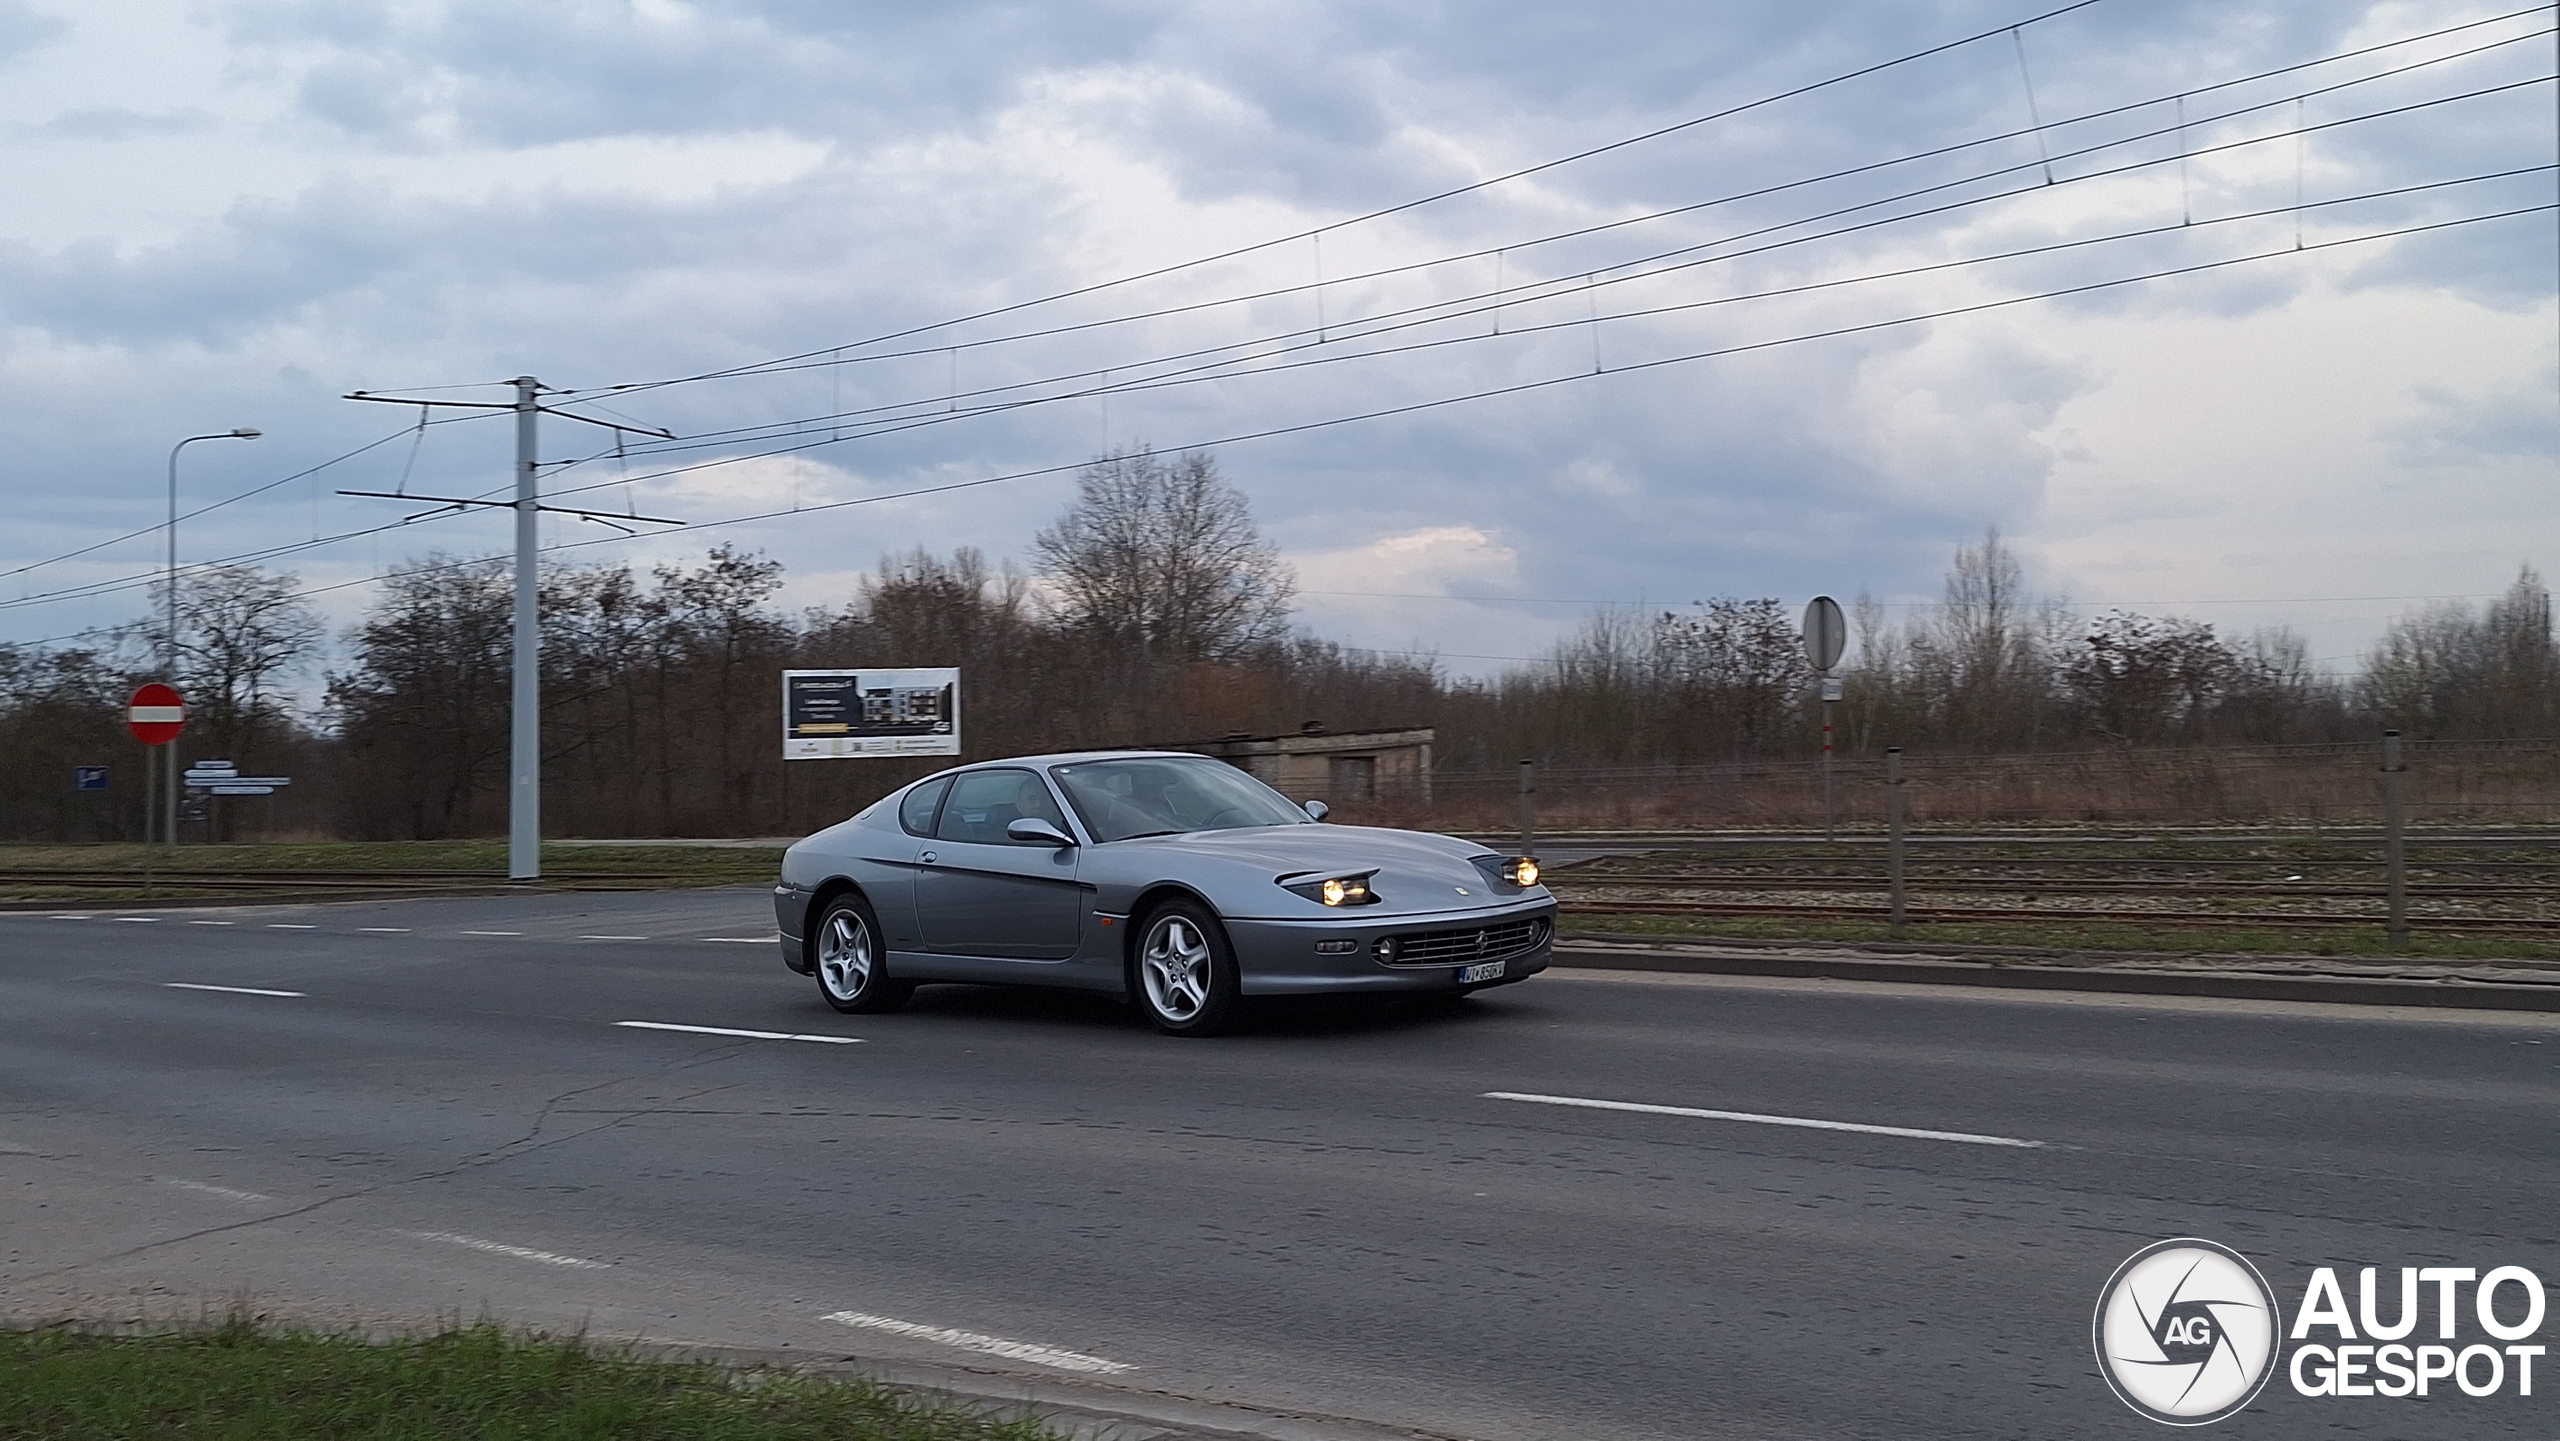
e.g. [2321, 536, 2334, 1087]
[127, 683, 185, 747]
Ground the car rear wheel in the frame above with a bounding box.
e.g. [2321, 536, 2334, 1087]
[1135, 898, 1241, 1037]
[814, 895, 912, 1014]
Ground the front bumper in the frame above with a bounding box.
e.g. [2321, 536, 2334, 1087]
[773, 883, 812, 974]
[1224, 898, 1556, 996]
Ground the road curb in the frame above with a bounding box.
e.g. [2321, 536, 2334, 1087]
[1551, 941, 2560, 1013]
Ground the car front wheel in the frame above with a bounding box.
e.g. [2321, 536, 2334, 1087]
[1135, 898, 1241, 1037]
[813, 895, 913, 1014]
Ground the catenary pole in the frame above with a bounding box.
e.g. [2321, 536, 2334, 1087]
[511, 377, 541, 881]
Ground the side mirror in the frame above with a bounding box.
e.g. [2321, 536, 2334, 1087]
[1007, 817, 1076, 847]
[1302, 799, 1329, 821]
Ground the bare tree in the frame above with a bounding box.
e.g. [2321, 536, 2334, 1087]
[162, 565, 322, 763]
[2058, 611, 2237, 745]
[326, 557, 512, 838]
[1033, 448, 1295, 664]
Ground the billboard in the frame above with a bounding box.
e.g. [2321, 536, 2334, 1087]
[783, 668, 960, 759]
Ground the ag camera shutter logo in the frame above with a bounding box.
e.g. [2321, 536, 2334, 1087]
[2094, 1238, 2282, 1425]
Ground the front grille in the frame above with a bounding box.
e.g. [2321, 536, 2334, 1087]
[1378, 915, 1549, 966]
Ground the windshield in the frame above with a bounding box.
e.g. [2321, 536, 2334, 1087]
[1049, 757, 1311, 842]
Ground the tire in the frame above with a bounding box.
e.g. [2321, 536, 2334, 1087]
[812, 894, 913, 1014]
[1133, 897, 1243, 1037]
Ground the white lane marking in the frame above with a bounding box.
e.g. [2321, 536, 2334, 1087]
[115, 916, 157, 923]
[614, 1020, 862, 1045]
[165, 982, 305, 998]
[402, 1230, 609, 1270]
[460, 930, 521, 937]
[700, 936, 776, 943]
[820, 1311, 1132, 1375]
[579, 934, 648, 941]
[266, 923, 315, 930]
[359, 927, 410, 933]
[163, 1178, 272, 1204]
[188, 920, 235, 926]
[49, 913, 92, 920]
[1483, 1091, 2044, 1149]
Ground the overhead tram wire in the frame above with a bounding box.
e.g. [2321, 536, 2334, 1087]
[375, 22, 2549, 528]
[204, 200, 2545, 612]
[9, 23, 2532, 629]
[589, 7, 2552, 403]
[529, 166, 2554, 505]
[586, 0, 2112, 400]
[555, 54, 2557, 473]
[531, 66, 2556, 496]
[13, 201, 2535, 624]
[15, 103, 2539, 614]
[0, 411, 506, 585]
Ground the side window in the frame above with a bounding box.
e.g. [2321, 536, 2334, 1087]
[898, 776, 952, 836]
[935, 768, 1069, 845]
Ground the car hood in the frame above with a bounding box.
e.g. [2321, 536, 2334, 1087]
[1113, 823, 1545, 915]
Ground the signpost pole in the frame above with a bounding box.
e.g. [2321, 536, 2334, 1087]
[1516, 759, 1536, 861]
[1886, 747, 1907, 939]
[2382, 729, 2408, 950]
[1801, 596, 1846, 844]
[1820, 701, 1836, 844]
[509, 376, 541, 882]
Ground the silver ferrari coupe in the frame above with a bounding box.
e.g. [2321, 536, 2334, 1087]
[772, 750, 1554, 1034]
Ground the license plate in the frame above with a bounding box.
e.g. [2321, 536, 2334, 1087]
[1457, 960, 1505, 984]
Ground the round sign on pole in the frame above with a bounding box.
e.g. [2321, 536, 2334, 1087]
[1802, 595, 1846, 673]
[127, 683, 185, 747]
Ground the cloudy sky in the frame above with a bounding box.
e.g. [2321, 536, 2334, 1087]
[1, 0, 2552, 684]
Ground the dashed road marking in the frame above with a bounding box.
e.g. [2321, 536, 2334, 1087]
[49, 913, 91, 920]
[266, 923, 315, 930]
[163, 1178, 272, 1204]
[165, 982, 305, 998]
[1483, 1091, 2044, 1149]
[115, 916, 157, 923]
[614, 1020, 862, 1044]
[578, 934, 648, 941]
[402, 1230, 609, 1269]
[820, 1311, 1132, 1374]
[460, 930, 522, 937]
[700, 936, 777, 943]
[359, 927, 410, 933]
[188, 920, 234, 926]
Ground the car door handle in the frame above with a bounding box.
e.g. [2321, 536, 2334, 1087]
[920, 851, 937, 864]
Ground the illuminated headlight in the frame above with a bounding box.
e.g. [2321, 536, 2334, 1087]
[1283, 871, 1379, 906]
[1471, 854, 1542, 889]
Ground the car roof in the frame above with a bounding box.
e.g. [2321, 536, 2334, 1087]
[929, 749, 1224, 775]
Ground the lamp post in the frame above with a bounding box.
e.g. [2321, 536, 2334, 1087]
[163, 428, 260, 848]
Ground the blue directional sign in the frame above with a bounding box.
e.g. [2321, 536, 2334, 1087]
[73, 765, 109, 792]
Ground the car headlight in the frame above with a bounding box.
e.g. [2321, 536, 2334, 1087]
[1470, 854, 1542, 889]
[1281, 871, 1381, 906]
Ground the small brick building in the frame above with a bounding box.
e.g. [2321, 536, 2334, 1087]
[1172, 723, 1434, 803]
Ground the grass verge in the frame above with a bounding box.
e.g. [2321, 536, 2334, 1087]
[0, 1319, 1058, 1441]
[0, 842, 788, 905]
[1563, 912, 2560, 963]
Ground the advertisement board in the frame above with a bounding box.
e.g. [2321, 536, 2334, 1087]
[782, 668, 960, 759]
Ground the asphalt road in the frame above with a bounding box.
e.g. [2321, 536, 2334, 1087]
[4, 886, 2556, 1440]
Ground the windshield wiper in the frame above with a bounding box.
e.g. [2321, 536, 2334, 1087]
[1112, 829, 1190, 840]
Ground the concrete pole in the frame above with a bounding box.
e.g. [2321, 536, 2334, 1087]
[1516, 759, 1536, 859]
[1820, 681, 1836, 844]
[2382, 729, 2407, 950]
[1886, 747, 1907, 939]
[165, 428, 257, 849]
[510, 377, 542, 882]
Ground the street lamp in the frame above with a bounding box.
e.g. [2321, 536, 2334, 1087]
[162, 427, 260, 849]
